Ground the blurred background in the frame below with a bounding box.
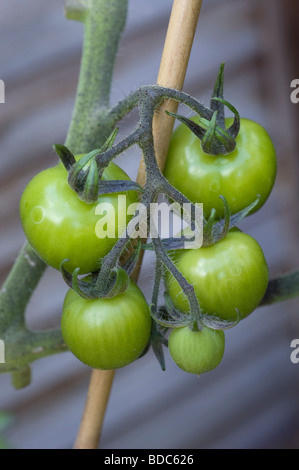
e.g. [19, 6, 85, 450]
[0, 0, 299, 449]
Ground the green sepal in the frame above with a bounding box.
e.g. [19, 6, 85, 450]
[166, 110, 236, 156]
[63, 128, 119, 203]
[211, 195, 261, 244]
[79, 158, 100, 203]
[149, 292, 192, 330]
[200, 309, 240, 330]
[149, 319, 168, 371]
[201, 111, 236, 155]
[165, 110, 205, 140]
[53, 143, 76, 170]
[203, 208, 217, 246]
[60, 262, 100, 299]
[202, 195, 231, 246]
[104, 266, 130, 298]
[98, 179, 143, 195]
[99, 127, 119, 152]
[214, 195, 231, 242]
[211, 97, 240, 139]
[60, 260, 130, 299]
[121, 238, 142, 277]
[210, 62, 225, 127]
[150, 304, 190, 330]
[67, 148, 101, 195]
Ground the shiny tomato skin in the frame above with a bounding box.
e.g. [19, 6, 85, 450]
[61, 280, 151, 370]
[165, 230, 269, 322]
[19, 160, 138, 273]
[164, 117, 277, 218]
[168, 326, 225, 375]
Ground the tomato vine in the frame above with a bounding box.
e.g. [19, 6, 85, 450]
[0, 0, 298, 389]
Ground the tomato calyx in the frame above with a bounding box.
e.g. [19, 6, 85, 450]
[60, 263, 130, 299]
[147, 237, 239, 369]
[60, 238, 142, 299]
[148, 319, 168, 371]
[203, 194, 261, 247]
[53, 128, 142, 204]
[150, 292, 240, 333]
[53, 144, 102, 203]
[141, 194, 260, 252]
[166, 63, 241, 156]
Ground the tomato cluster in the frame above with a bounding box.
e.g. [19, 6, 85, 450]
[20, 154, 151, 370]
[164, 229, 269, 375]
[19, 92, 276, 376]
[162, 115, 276, 375]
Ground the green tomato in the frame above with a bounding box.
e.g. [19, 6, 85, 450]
[165, 230, 269, 322]
[61, 280, 151, 370]
[168, 326, 225, 375]
[164, 117, 277, 218]
[19, 159, 138, 273]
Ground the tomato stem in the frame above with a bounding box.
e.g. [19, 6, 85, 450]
[261, 270, 299, 306]
[190, 321, 201, 332]
[152, 237, 202, 321]
[0, 0, 129, 387]
[65, 0, 128, 154]
[210, 62, 225, 127]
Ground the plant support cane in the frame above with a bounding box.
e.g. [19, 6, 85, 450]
[73, 0, 203, 450]
[0, 0, 298, 451]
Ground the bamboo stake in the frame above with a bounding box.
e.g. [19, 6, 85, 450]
[74, 0, 203, 450]
[74, 370, 115, 449]
[137, 0, 203, 186]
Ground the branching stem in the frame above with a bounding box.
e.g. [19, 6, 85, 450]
[0, 1, 298, 388]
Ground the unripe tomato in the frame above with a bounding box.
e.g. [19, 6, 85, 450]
[165, 230, 269, 322]
[164, 117, 277, 218]
[19, 159, 138, 273]
[168, 326, 225, 375]
[61, 280, 151, 370]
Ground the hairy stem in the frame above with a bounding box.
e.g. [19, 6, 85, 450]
[261, 270, 299, 306]
[65, 0, 128, 153]
[0, 0, 128, 382]
[0, 243, 46, 333]
[152, 236, 201, 321]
